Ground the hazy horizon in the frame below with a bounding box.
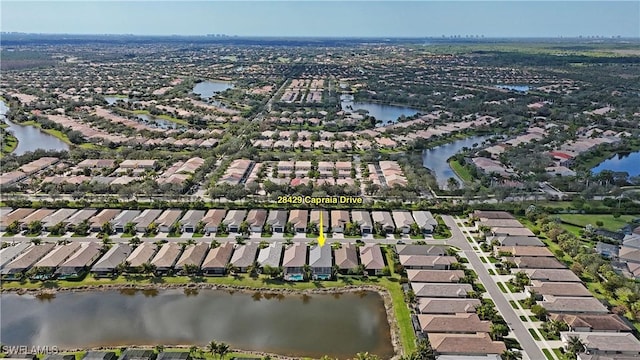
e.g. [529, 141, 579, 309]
[2, 1, 639, 38]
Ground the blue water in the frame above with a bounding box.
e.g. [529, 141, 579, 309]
[592, 151, 640, 176]
[193, 81, 234, 98]
[496, 85, 530, 92]
[341, 95, 419, 125]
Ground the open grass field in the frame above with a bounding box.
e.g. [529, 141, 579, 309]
[558, 214, 639, 232]
[449, 159, 473, 183]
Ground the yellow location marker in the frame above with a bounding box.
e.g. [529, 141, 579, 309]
[318, 210, 326, 247]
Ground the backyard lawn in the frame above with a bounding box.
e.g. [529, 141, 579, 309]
[558, 214, 638, 232]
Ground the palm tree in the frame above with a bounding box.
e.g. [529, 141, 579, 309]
[247, 261, 260, 278]
[302, 263, 312, 281]
[501, 350, 522, 360]
[154, 345, 164, 353]
[566, 336, 585, 356]
[353, 353, 379, 360]
[141, 262, 157, 276]
[216, 342, 229, 359]
[207, 340, 218, 356]
[188, 345, 199, 358]
[101, 222, 114, 235]
[128, 236, 142, 247]
[124, 221, 136, 235]
[31, 238, 42, 245]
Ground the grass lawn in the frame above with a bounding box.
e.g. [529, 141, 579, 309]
[529, 329, 541, 341]
[497, 282, 508, 293]
[480, 257, 487, 263]
[509, 300, 518, 309]
[449, 159, 474, 183]
[559, 214, 639, 232]
[488, 269, 496, 275]
[542, 348, 554, 360]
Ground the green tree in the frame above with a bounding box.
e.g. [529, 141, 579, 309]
[302, 264, 312, 281]
[100, 222, 114, 236]
[500, 350, 522, 360]
[531, 304, 548, 320]
[27, 220, 43, 235]
[5, 220, 20, 235]
[216, 342, 229, 359]
[124, 221, 136, 235]
[207, 341, 218, 356]
[490, 323, 509, 341]
[141, 262, 157, 276]
[566, 336, 585, 357]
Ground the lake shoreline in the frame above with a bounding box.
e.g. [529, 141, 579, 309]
[2, 283, 404, 359]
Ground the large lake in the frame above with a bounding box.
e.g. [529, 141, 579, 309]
[193, 81, 234, 99]
[422, 135, 492, 189]
[0, 289, 393, 359]
[0, 101, 69, 155]
[592, 151, 640, 177]
[341, 95, 419, 125]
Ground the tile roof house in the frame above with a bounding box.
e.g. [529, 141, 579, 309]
[619, 246, 640, 263]
[201, 242, 234, 276]
[230, 242, 259, 272]
[0, 242, 31, 270]
[180, 210, 205, 233]
[174, 243, 209, 272]
[289, 209, 308, 233]
[407, 269, 465, 283]
[56, 242, 102, 278]
[549, 313, 633, 333]
[416, 298, 481, 314]
[334, 243, 359, 274]
[150, 243, 183, 274]
[246, 209, 267, 232]
[560, 332, 640, 356]
[513, 256, 565, 269]
[371, 211, 395, 233]
[126, 242, 157, 268]
[201, 209, 227, 234]
[525, 280, 592, 298]
[392, 210, 414, 234]
[411, 283, 473, 298]
[517, 268, 582, 282]
[396, 245, 447, 256]
[427, 333, 506, 356]
[417, 313, 491, 334]
[155, 209, 183, 233]
[309, 245, 332, 280]
[412, 211, 438, 233]
[400, 255, 457, 270]
[359, 244, 385, 276]
[91, 244, 132, 277]
[89, 209, 121, 232]
[1, 243, 56, 276]
[540, 296, 609, 314]
[257, 242, 283, 268]
[330, 210, 349, 233]
[351, 210, 373, 234]
[496, 246, 554, 257]
[283, 243, 307, 280]
[266, 210, 288, 233]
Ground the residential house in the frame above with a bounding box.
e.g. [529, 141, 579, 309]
[111, 210, 141, 233]
[412, 211, 437, 234]
[399, 255, 457, 270]
[493, 235, 544, 247]
[174, 243, 209, 273]
[595, 242, 619, 258]
[416, 298, 481, 314]
[33, 242, 83, 275]
[42, 208, 78, 231]
[371, 211, 395, 233]
[65, 209, 98, 231]
[201, 209, 227, 234]
[180, 210, 205, 233]
[150, 243, 183, 275]
[396, 245, 447, 256]
[619, 246, 640, 264]
[118, 349, 157, 360]
[330, 210, 349, 233]
[82, 351, 118, 360]
[0, 242, 31, 269]
[257, 242, 283, 269]
[411, 283, 473, 298]
[266, 210, 288, 233]
[126, 242, 157, 268]
[427, 333, 506, 356]
[91, 244, 132, 277]
[392, 210, 414, 234]
[0, 208, 35, 231]
[155, 209, 183, 233]
[560, 332, 640, 356]
[132, 209, 163, 233]
[310, 210, 329, 233]
[525, 280, 592, 298]
[309, 245, 332, 280]
[540, 296, 609, 314]
[89, 209, 120, 232]
[417, 313, 490, 334]
[20, 209, 55, 230]
[201, 242, 234, 276]
[496, 246, 554, 257]
[246, 209, 267, 233]
[282, 243, 307, 281]
[407, 269, 465, 283]
[220, 211, 246, 235]
[230, 242, 259, 272]
[157, 353, 190, 360]
[1, 243, 56, 277]
[549, 313, 633, 333]
[56, 242, 102, 278]
[351, 210, 373, 234]
[513, 256, 565, 269]
[518, 268, 582, 283]
[359, 244, 385, 276]
[289, 209, 308, 233]
[334, 243, 359, 274]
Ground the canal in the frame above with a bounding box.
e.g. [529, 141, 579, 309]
[0, 100, 69, 155]
[0, 289, 393, 359]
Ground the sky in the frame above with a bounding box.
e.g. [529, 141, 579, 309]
[1, 1, 639, 38]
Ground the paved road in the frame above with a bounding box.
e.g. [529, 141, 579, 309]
[442, 215, 545, 360]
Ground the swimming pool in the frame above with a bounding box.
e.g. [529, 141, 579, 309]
[286, 274, 304, 281]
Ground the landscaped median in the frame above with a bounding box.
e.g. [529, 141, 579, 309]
[1, 272, 416, 356]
